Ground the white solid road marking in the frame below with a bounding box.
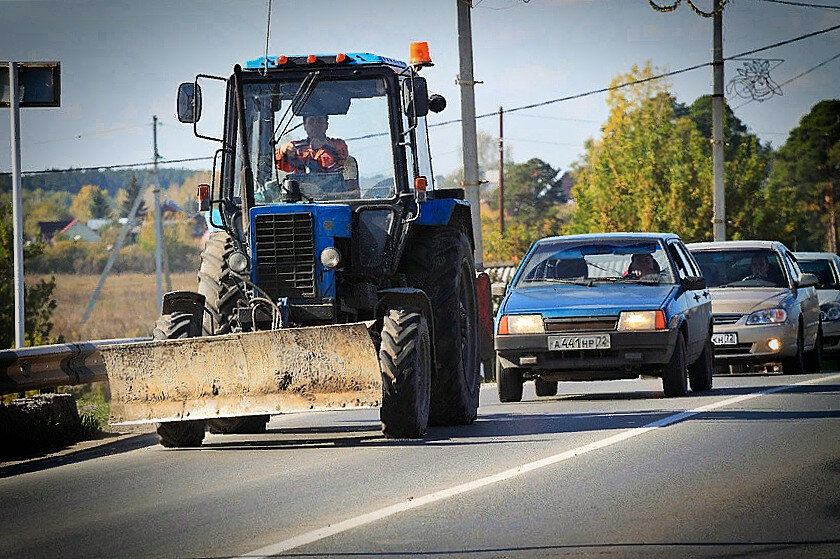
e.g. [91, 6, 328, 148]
[239, 373, 840, 558]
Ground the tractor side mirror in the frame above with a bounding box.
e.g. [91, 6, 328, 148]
[428, 94, 446, 113]
[177, 82, 202, 123]
[403, 77, 429, 118]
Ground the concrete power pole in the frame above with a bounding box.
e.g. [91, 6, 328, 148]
[152, 115, 164, 310]
[498, 106, 504, 234]
[712, 0, 726, 241]
[456, 0, 484, 270]
[8, 63, 25, 348]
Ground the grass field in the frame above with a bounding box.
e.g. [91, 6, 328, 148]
[28, 273, 197, 342]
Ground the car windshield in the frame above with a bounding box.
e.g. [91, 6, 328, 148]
[691, 249, 789, 288]
[234, 75, 396, 203]
[798, 259, 839, 289]
[515, 238, 677, 287]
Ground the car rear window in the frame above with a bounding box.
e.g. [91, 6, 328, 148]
[798, 259, 839, 289]
[516, 239, 676, 287]
[691, 249, 788, 288]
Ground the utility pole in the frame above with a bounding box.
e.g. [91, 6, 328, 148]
[152, 115, 164, 310]
[456, 0, 484, 270]
[712, 0, 726, 241]
[8, 63, 24, 348]
[498, 106, 505, 234]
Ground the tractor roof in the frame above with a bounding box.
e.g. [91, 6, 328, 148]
[244, 53, 407, 72]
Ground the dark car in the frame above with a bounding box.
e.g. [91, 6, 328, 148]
[494, 233, 713, 401]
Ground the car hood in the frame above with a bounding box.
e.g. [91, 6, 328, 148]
[708, 288, 795, 314]
[503, 284, 677, 317]
[815, 288, 840, 306]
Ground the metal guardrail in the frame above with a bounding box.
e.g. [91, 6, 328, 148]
[0, 266, 518, 397]
[0, 338, 150, 396]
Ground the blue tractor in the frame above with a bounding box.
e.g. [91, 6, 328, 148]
[134, 46, 490, 446]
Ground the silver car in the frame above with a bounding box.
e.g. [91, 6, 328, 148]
[795, 251, 840, 365]
[687, 241, 821, 374]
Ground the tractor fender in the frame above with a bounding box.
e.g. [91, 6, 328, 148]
[417, 198, 474, 249]
[376, 287, 436, 370]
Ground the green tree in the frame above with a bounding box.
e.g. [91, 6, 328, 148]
[766, 100, 840, 251]
[70, 184, 111, 221]
[0, 204, 60, 348]
[119, 172, 146, 218]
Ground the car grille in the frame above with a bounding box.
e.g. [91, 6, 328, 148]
[713, 313, 743, 325]
[544, 317, 618, 332]
[254, 213, 316, 300]
[713, 343, 753, 356]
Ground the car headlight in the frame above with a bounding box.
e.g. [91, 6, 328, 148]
[820, 302, 840, 322]
[745, 308, 787, 325]
[499, 314, 544, 335]
[320, 247, 341, 268]
[617, 310, 666, 331]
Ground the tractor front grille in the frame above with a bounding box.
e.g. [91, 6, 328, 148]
[254, 213, 316, 300]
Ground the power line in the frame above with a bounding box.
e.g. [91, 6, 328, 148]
[755, 0, 840, 8]
[0, 156, 212, 177]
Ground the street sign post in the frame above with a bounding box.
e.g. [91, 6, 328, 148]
[3, 61, 61, 349]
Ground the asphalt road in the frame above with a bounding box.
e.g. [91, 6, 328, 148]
[2, 371, 839, 559]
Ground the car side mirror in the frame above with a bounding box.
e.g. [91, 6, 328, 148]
[491, 282, 508, 297]
[177, 82, 202, 123]
[402, 77, 429, 118]
[796, 273, 818, 288]
[681, 276, 706, 291]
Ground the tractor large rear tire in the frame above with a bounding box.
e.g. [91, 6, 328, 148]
[401, 227, 480, 426]
[379, 307, 432, 438]
[198, 232, 270, 433]
[153, 312, 206, 448]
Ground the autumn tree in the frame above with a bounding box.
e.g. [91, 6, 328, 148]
[118, 172, 146, 218]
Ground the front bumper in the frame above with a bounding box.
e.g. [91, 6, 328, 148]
[822, 320, 840, 358]
[711, 322, 798, 365]
[495, 328, 678, 380]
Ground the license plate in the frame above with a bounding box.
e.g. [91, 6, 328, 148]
[711, 333, 738, 346]
[548, 334, 610, 351]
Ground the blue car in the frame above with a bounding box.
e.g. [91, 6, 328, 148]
[494, 233, 713, 401]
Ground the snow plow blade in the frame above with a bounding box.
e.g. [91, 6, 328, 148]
[105, 322, 381, 424]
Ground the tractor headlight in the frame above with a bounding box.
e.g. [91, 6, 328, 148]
[228, 251, 249, 273]
[820, 302, 840, 322]
[745, 308, 787, 325]
[320, 247, 341, 269]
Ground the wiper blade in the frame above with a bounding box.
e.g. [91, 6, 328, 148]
[523, 278, 593, 286]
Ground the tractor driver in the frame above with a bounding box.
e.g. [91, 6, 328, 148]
[275, 115, 359, 194]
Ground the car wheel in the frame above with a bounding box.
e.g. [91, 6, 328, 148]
[662, 332, 688, 397]
[803, 327, 822, 374]
[497, 356, 523, 403]
[534, 377, 558, 397]
[782, 325, 806, 375]
[688, 337, 714, 392]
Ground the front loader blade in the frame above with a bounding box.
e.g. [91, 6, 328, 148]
[105, 322, 381, 424]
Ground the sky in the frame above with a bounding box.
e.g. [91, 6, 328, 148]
[1, 0, 839, 181]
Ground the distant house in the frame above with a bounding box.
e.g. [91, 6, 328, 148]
[56, 220, 100, 243]
[38, 219, 74, 243]
[86, 218, 113, 232]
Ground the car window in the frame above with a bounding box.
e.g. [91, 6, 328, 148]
[516, 238, 677, 286]
[667, 242, 691, 279]
[670, 242, 700, 279]
[798, 258, 840, 289]
[782, 252, 800, 283]
[690, 249, 788, 288]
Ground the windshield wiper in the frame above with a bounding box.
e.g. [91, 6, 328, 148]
[523, 278, 594, 287]
[272, 71, 321, 147]
[592, 276, 661, 285]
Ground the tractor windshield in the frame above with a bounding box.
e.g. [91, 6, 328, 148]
[234, 75, 396, 203]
